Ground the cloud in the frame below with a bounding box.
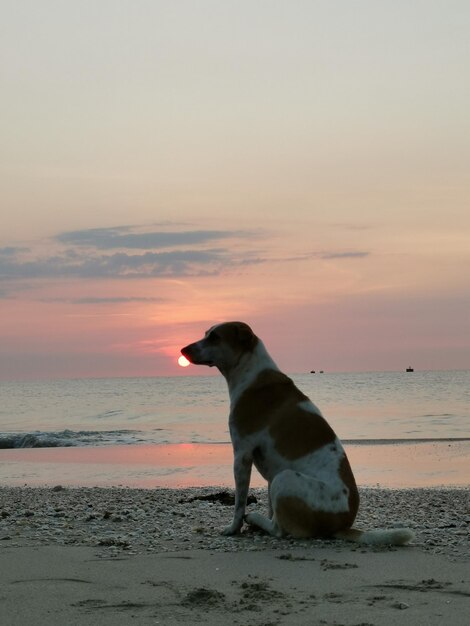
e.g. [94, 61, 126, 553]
[264, 250, 370, 263]
[56, 226, 256, 250]
[72, 296, 164, 304]
[318, 251, 370, 260]
[2, 225, 368, 285]
[0, 248, 238, 280]
[75, 249, 232, 278]
[0, 222, 269, 281]
[0, 246, 29, 257]
[41, 296, 166, 304]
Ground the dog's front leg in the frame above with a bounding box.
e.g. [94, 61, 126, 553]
[222, 451, 253, 536]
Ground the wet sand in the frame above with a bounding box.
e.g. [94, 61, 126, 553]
[1, 439, 468, 488]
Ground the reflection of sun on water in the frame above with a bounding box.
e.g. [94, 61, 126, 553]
[178, 355, 190, 367]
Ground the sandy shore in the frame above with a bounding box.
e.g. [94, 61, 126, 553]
[1, 486, 468, 625]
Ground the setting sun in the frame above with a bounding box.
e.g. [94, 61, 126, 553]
[178, 355, 190, 368]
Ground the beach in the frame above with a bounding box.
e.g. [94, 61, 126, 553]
[1, 373, 469, 625]
[1, 485, 468, 625]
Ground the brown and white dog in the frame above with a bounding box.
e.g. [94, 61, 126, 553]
[181, 322, 414, 545]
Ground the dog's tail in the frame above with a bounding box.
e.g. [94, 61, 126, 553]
[333, 527, 414, 546]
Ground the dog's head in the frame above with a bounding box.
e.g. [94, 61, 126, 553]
[181, 322, 258, 375]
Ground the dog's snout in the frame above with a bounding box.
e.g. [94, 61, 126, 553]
[181, 344, 193, 358]
[180, 339, 215, 367]
[181, 341, 202, 364]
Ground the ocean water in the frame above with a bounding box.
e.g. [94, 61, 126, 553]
[1, 370, 469, 448]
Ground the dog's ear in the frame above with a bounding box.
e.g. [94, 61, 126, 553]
[234, 322, 258, 351]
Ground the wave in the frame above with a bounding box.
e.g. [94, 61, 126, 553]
[0, 429, 150, 449]
[2, 429, 468, 450]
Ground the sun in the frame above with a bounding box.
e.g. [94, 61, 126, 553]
[178, 355, 191, 368]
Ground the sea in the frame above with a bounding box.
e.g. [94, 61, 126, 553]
[1, 370, 469, 488]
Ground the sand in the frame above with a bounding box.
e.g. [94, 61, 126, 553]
[1, 486, 469, 625]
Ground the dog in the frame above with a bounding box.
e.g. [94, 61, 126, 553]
[181, 321, 414, 545]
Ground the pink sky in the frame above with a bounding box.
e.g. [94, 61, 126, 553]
[1, 1, 469, 381]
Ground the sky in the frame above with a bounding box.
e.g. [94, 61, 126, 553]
[1, 0, 469, 381]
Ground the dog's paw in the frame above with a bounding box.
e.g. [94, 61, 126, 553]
[221, 521, 242, 536]
[244, 512, 283, 537]
[244, 512, 259, 526]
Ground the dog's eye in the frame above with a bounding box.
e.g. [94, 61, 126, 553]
[206, 331, 220, 343]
